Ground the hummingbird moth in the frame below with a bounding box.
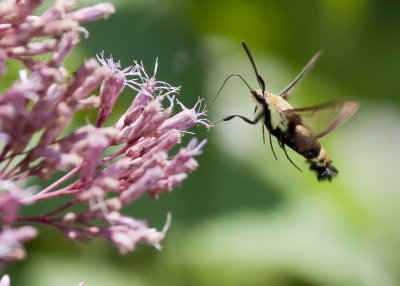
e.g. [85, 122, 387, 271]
[213, 42, 360, 181]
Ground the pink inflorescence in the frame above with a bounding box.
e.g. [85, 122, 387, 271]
[0, 0, 210, 264]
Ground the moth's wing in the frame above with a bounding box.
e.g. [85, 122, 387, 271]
[283, 100, 360, 138]
[279, 51, 322, 100]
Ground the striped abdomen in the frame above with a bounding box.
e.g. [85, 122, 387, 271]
[272, 121, 339, 181]
[286, 123, 338, 181]
[301, 142, 338, 181]
[264, 98, 339, 181]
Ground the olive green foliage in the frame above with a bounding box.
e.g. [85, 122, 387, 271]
[7, 1, 400, 285]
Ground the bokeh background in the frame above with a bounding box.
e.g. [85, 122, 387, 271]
[5, 0, 400, 285]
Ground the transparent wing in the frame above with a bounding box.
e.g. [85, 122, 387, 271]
[279, 51, 322, 100]
[283, 100, 360, 138]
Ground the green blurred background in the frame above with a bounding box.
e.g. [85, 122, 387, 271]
[5, 0, 400, 285]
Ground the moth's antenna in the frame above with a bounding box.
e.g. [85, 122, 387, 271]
[208, 73, 253, 110]
[242, 41, 266, 95]
[279, 50, 323, 100]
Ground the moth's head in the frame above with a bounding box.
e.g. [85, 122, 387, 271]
[251, 89, 265, 105]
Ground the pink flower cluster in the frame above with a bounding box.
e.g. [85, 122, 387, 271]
[0, 274, 85, 286]
[0, 0, 210, 270]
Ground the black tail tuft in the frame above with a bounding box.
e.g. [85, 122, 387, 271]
[309, 162, 338, 182]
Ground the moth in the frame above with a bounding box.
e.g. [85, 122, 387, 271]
[213, 42, 360, 181]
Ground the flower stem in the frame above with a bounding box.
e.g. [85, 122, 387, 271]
[31, 167, 81, 200]
[43, 201, 74, 217]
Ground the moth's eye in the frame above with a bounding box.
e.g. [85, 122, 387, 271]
[251, 91, 263, 103]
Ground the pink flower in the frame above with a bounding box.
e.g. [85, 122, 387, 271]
[96, 53, 139, 126]
[0, 181, 34, 224]
[159, 98, 211, 133]
[0, 274, 85, 286]
[0, 226, 37, 262]
[103, 212, 171, 254]
[0, 0, 210, 271]
[0, 275, 10, 286]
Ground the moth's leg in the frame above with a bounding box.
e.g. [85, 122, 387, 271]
[268, 130, 278, 160]
[281, 143, 302, 171]
[215, 113, 263, 125]
[276, 136, 284, 148]
[262, 124, 265, 144]
[277, 133, 302, 171]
